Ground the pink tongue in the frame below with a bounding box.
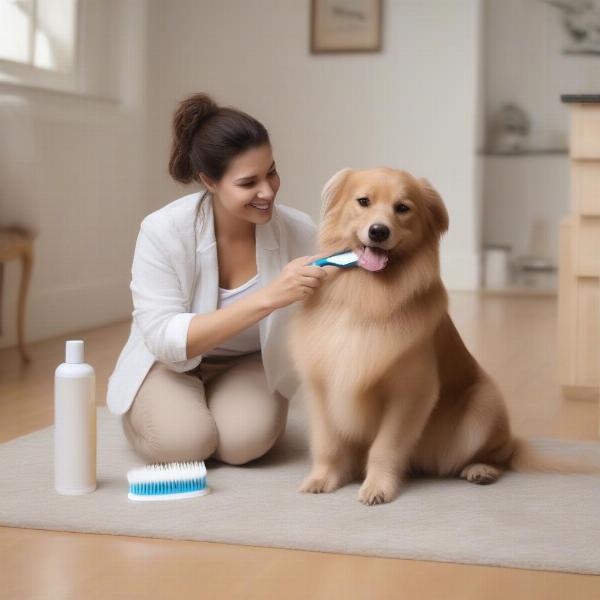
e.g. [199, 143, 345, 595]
[357, 246, 389, 272]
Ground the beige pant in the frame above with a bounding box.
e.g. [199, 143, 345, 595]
[121, 352, 289, 465]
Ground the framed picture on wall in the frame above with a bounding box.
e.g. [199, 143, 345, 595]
[311, 0, 383, 53]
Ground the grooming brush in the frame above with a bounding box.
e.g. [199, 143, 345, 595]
[310, 249, 358, 268]
[127, 461, 210, 501]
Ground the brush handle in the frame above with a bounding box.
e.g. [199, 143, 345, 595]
[312, 257, 334, 266]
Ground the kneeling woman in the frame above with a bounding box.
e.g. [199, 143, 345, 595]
[107, 92, 328, 465]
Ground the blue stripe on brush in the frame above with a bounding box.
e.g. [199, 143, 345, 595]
[129, 477, 207, 496]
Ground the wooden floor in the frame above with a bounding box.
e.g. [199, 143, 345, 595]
[1, 292, 599, 599]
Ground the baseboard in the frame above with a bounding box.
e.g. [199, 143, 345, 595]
[0, 276, 131, 349]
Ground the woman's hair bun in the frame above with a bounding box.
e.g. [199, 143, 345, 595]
[169, 93, 220, 183]
[168, 91, 270, 185]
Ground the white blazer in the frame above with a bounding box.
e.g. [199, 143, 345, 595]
[106, 191, 317, 415]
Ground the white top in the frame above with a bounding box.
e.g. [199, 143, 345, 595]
[201, 274, 262, 357]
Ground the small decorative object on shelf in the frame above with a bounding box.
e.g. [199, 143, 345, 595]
[543, 0, 600, 55]
[489, 103, 530, 154]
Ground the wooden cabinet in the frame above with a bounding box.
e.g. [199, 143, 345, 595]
[571, 103, 600, 158]
[571, 161, 600, 216]
[559, 98, 600, 423]
[574, 218, 600, 277]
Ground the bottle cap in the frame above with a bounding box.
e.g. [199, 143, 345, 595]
[65, 340, 85, 364]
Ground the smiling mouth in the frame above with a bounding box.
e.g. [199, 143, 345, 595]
[355, 245, 389, 272]
[249, 202, 271, 211]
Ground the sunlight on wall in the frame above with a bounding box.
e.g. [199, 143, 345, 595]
[0, 0, 77, 73]
[0, 0, 30, 63]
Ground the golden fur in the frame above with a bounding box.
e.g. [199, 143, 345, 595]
[289, 167, 598, 506]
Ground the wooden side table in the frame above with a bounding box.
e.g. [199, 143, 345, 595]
[558, 95, 600, 434]
[0, 226, 35, 362]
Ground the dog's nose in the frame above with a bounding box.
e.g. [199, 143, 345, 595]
[368, 224, 390, 243]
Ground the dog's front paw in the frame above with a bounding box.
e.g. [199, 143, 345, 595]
[298, 472, 343, 494]
[358, 476, 399, 506]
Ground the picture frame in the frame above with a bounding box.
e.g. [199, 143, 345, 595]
[310, 0, 383, 54]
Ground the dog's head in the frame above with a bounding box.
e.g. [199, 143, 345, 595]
[319, 167, 449, 272]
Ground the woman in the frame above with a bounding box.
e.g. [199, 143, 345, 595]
[106, 92, 330, 466]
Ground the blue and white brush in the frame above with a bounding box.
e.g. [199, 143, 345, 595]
[311, 249, 359, 268]
[127, 461, 210, 501]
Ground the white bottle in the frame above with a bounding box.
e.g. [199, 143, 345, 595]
[54, 340, 97, 495]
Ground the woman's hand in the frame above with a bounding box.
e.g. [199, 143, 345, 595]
[259, 254, 334, 310]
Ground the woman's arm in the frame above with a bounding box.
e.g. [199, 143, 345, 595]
[131, 217, 273, 365]
[131, 210, 329, 363]
[186, 254, 331, 360]
[130, 219, 198, 366]
[185, 290, 272, 359]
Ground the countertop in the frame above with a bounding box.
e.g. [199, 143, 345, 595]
[561, 94, 600, 103]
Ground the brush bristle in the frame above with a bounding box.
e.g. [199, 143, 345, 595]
[127, 461, 209, 500]
[328, 251, 358, 266]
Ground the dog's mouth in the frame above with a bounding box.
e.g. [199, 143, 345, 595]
[356, 245, 389, 272]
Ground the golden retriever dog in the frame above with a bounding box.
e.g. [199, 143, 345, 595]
[289, 167, 598, 506]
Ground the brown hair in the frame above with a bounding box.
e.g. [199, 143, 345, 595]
[168, 92, 270, 184]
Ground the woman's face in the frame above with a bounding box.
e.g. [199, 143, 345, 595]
[201, 144, 280, 225]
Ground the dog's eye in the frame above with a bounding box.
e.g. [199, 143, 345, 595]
[395, 203, 410, 214]
[357, 197, 370, 207]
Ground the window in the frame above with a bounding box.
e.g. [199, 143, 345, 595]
[0, 0, 79, 92]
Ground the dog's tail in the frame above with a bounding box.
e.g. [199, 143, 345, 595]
[508, 436, 600, 474]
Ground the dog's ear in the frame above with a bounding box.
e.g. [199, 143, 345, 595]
[320, 168, 352, 220]
[418, 178, 449, 235]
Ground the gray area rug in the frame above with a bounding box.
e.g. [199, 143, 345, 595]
[2, 401, 600, 575]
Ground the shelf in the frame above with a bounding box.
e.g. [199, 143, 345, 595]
[561, 94, 600, 104]
[480, 286, 557, 297]
[479, 149, 568, 157]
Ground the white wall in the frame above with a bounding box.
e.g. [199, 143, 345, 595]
[146, 0, 484, 290]
[0, 0, 148, 350]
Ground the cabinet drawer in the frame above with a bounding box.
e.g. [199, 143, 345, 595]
[575, 278, 600, 387]
[571, 104, 600, 158]
[574, 217, 600, 276]
[559, 217, 600, 387]
[571, 161, 600, 216]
